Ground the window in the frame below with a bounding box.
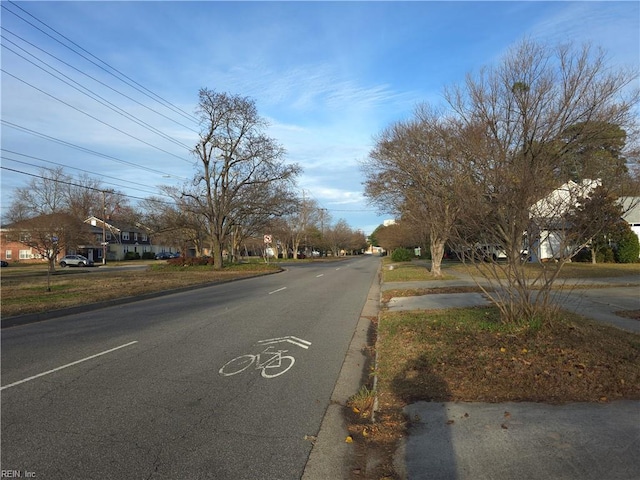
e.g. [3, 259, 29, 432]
[134, 233, 138, 241]
[141, 234, 148, 242]
[122, 232, 130, 241]
[5, 250, 12, 259]
[106, 232, 112, 240]
[19, 249, 31, 259]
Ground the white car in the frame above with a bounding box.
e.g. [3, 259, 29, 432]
[59, 255, 94, 267]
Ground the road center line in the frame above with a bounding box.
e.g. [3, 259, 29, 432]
[1, 341, 139, 391]
[268, 287, 287, 295]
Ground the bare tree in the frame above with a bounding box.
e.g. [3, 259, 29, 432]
[7, 167, 69, 222]
[444, 39, 639, 323]
[4, 213, 88, 290]
[185, 89, 301, 269]
[363, 107, 473, 277]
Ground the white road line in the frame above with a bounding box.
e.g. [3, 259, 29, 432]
[268, 287, 287, 295]
[316, 274, 324, 278]
[1, 341, 139, 391]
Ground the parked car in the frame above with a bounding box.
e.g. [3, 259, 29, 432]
[59, 255, 94, 267]
[155, 252, 172, 260]
[1, 260, 8, 267]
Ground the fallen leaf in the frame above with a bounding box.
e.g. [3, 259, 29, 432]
[345, 436, 353, 443]
[446, 420, 455, 425]
[500, 347, 507, 353]
[504, 412, 511, 419]
[501, 423, 509, 429]
[352, 407, 360, 414]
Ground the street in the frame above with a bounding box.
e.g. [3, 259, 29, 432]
[1, 256, 380, 479]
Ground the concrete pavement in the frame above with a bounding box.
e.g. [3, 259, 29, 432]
[384, 263, 640, 480]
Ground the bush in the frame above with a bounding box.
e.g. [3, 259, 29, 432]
[391, 248, 413, 262]
[141, 252, 156, 260]
[615, 230, 640, 263]
[596, 246, 615, 263]
[167, 256, 214, 266]
[124, 252, 141, 261]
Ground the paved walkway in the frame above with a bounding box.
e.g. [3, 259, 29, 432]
[384, 263, 640, 480]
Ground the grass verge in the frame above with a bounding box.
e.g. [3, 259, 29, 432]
[1, 263, 280, 318]
[352, 306, 640, 479]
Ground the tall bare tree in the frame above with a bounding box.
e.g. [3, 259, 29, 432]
[363, 106, 474, 276]
[4, 212, 88, 289]
[185, 89, 301, 269]
[444, 40, 639, 322]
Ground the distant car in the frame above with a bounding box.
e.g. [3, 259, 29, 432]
[59, 255, 94, 267]
[1, 260, 8, 267]
[170, 252, 181, 258]
[155, 252, 172, 260]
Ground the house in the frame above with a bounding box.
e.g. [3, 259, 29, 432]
[620, 197, 640, 257]
[0, 228, 45, 263]
[83, 216, 175, 262]
[528, 179, 601, 261]
[0, 215, 180, 264]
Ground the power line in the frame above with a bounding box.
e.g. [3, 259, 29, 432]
[2, 1, 199, 125]
[1, 166, 177, 206]
[1, 120, 190, 180]
[1, 27, 200, 135]
[2, 39, 194, 151]
[2, 69, 194, 164]
[1, 152, 174, 198]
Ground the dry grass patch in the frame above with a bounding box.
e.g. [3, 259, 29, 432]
[354, 306, 640, 479]
[381, 286, 485, 303]
[1, 264, 280, 318]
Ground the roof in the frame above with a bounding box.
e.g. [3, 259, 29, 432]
[620, 197, 640, 224]
[530, 179, 601, 219]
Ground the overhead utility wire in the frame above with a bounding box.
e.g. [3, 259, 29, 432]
[1, 166, 177, 206]
[1, 69, 193, 164]
[1, 27, 199, 135]
[1, 151, 174, 198]
[1, 120, 189, 180]
[2, 41, 194, 151]
[3, 1, 199, 125]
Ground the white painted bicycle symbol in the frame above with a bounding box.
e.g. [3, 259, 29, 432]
[218, 336, 311, 379]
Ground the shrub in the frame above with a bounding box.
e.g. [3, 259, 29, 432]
[141, 252, 155, 260]
[124, 252, 140, 260]
[596, 246, 615, 263]
[391, 248, 413, 262]
[615, 230, 640, 263]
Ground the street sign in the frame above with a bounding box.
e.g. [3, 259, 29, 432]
[264, 234, 272, 244]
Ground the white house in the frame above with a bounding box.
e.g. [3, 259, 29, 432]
[528, 179, 601, 261]
[620, 196, 640, 257]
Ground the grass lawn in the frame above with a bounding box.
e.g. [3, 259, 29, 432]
[348, 259, 640, 479]
[0, 262, 281, 318]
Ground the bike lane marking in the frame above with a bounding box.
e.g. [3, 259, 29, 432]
[1, 341, 139, 391]
[257, 336, 312, 349]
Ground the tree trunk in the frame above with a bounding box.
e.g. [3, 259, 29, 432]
[212, 235, 224, 270]
[430, 234, 446, 278]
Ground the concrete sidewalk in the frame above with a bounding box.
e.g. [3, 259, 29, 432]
[385, 265, 640, 480]
[396, 401, 640, 480]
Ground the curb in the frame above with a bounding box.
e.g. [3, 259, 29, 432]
[302, 261, 381, 479]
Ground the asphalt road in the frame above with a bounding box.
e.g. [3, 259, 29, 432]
[1, 256, 380, 479]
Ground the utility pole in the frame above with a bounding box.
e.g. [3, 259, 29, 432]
[102, 190, 107, 265]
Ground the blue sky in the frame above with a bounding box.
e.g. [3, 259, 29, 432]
[1, 1, 638, 235]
